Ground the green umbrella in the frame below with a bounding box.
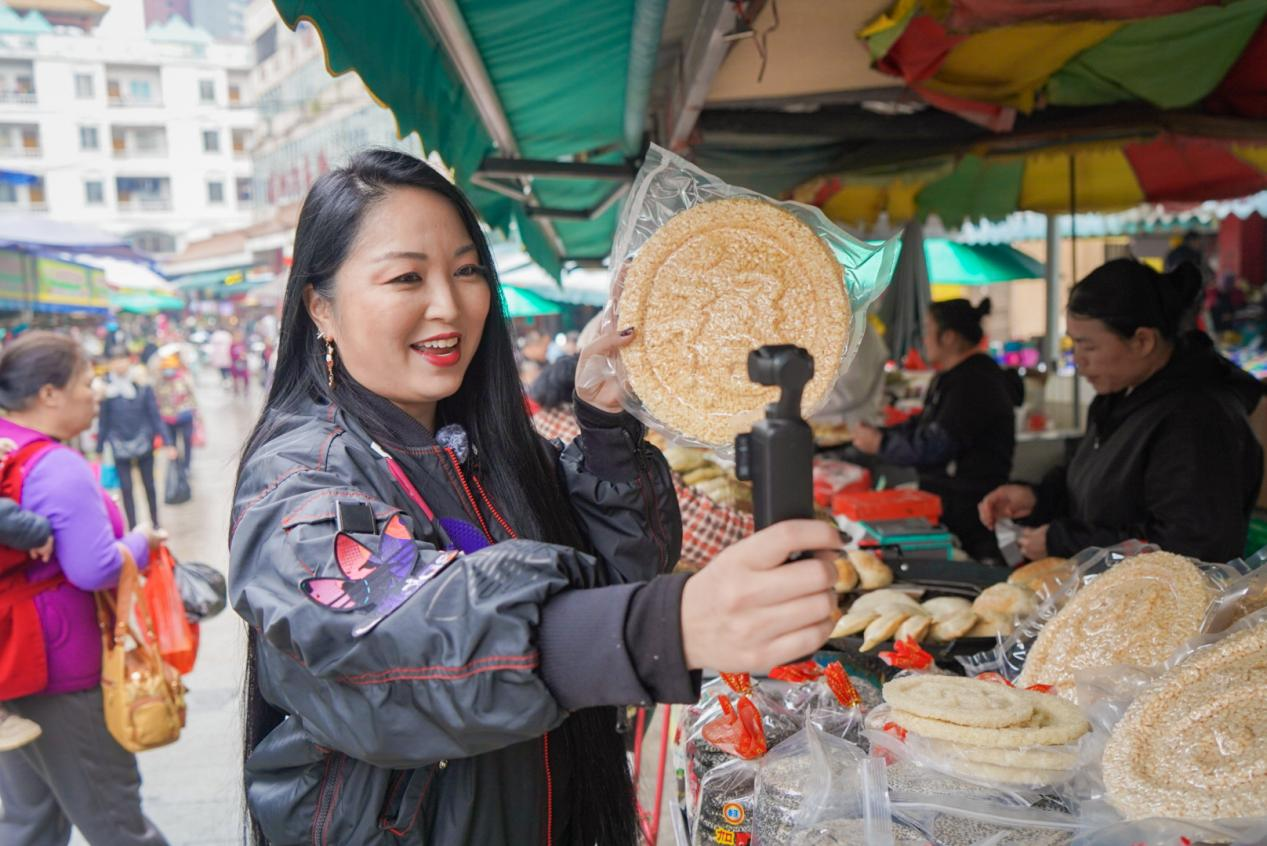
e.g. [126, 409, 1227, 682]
[110, 291, 185, 315]
[924, 238, 1044, 285]
[501, 285, 563, 318]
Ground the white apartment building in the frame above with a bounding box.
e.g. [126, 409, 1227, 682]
[0, 0, 256, 258]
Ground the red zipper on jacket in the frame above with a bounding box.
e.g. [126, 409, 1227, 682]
[543, 733, 554, 846]
[444, 448, 495, 542]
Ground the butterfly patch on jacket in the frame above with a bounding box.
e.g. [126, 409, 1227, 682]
[300, 514, 461, 637]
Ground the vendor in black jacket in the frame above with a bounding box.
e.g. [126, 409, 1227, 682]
[853, 298, 1022, 562]
[980, 259, 1264, 563]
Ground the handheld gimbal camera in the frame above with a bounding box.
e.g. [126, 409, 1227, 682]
[734, 345, 815, 531]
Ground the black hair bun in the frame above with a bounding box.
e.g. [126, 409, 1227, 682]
[1159, 262, 1203, 323]
[976, 297, 993, 318]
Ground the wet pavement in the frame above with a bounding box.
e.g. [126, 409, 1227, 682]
[72, 372, 259, 846]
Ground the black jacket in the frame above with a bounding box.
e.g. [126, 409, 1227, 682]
[1033, 338, 1263, 561]
[97, 379, 167, 459]
[881, 353, 1021, 557]
[229, 394, 690, 845]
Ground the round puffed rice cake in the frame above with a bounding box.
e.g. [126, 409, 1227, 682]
[913, 734, 1080, 770]
[1103, 619, 1267, 821]
[618, 197, 850, 446]
[883, 675, 1034, 728]
[889, 690, 1090, 748]
[1017, 552, 1212, 698]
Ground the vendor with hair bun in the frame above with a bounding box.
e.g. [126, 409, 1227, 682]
[853, 297, 1022, 562]
[980, 260, 1263, 563]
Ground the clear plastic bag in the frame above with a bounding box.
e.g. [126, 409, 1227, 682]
[753, 724, 870, 845]
[1202, 547, 1267, 633]
[958, 542, 1246, 688]
[864, 704, 1085, 792]
[692, 756, 757, 846]
[588, 143, 902, 452]
[1060, 609, 1267, 840]
[682, 680, 802, 815]
[866, 723, 1081, 844]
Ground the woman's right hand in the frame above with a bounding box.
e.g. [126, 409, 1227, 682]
[978, 484, 1038, 530]
[133, 521, 168, 551]
[680, 520, 840, 673]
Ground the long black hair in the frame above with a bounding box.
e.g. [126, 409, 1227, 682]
[1067, 258, 1203, 342]
[235, 149, 635, 845]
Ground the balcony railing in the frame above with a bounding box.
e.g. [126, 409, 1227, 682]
[0, 145, 41, 157]
[107, 94, 164, 108]
[113, 146, 168, 159]
[117, 196, 172, 211]
[0, 91, 37, 105]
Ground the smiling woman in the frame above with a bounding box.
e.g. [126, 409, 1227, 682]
[302, 187, 492, 428]
[228, 150, 844, 845]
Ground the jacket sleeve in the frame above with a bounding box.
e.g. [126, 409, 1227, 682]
[878, 414, 961, 467]
[1046, 410, 1250, 559]
[22, 448, 149, 589]
[231, 459, 633, 769]
[555, 397, 682, 583]
[0, 497, 49, 550]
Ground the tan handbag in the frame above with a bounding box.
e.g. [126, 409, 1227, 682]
[95, 546, 186, 753]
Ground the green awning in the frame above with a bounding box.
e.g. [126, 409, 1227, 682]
[501, 285, 562, 318]
[171, 267, 260, 292]
[273, 0, 664, 279]
[924, 239, 1044, 285]
[110, 291, 185, 314]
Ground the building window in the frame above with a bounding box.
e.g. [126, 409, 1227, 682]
[29, 178, 44, 208]
[85, 180, 104, 205]
[236, 177, 252, 203]
[128, 231, 176, 255]
[199, 79, 215, 104]
[74, 74, 94, 99]
[207, 180, 224, 204]
[202, 129, 219, 153]
[129, 79, 153, 102]
[0, 183, 15, 204]
[79, 126, 98, 150]
[228, 83, 241, 105]
[231, 128, 249, 154]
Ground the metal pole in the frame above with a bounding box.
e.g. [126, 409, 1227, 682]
[1044, 213, 1061, 366]
[1068, 154, 1082, 431]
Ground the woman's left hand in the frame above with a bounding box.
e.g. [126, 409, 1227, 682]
[574, 325, 635, 414]
[1019, 524, 1049, 560]
[851, 423, 883, 455]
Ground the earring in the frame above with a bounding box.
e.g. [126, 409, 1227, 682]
[318, 333, 335, 388]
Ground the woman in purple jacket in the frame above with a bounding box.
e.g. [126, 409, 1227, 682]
[0, 332, 169, 846]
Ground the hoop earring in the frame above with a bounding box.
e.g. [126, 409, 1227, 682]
[318, 333, 335, 389]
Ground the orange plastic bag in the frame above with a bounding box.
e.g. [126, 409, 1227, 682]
[143, 546, 198, 674]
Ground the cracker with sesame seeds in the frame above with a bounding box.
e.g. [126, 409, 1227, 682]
[1017, 552, 1213, 699]
[618, 197, 850, 447]
[1103, 619, 1267, 821]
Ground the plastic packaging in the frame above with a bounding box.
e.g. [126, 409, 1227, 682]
[682, 679, 801, 814]
[865, 704, 1085, 792]
[959, 542, 1246, 686]
[1202, 548, 1267, 633]
[1064, 609, 1267, 839]
[691, 756, 757, 846]
[590, 144, 901, 452]
[173, 559, 227, 623]
[867, 724, 1081, 844]
[143, 546, 197, 674]
[752, 724, 886, 845]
